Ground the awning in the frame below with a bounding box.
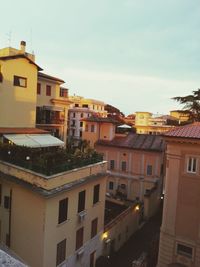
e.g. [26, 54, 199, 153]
[117, 124, 132, 129]
[3, 134, 64, 148]
[43, 105, 64, 112]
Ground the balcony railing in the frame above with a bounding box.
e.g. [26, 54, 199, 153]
[36, 118, 65, 125]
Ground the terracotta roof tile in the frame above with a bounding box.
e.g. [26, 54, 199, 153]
[0, 128, 48, 134]
[165, 122, 200, 139]
[96, 133, 164, 152]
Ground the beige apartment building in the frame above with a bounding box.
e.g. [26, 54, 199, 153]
[36, 72, 71, 142]
[158, 123, 200, 267]
[68, 96, 107, 142]
[0, 159, 108, 267]
[82, 117, 165, 219]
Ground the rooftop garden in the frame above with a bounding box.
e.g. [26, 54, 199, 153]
[0, 139, 103, 176]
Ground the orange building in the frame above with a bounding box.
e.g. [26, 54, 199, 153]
[158, 123, 200, 267]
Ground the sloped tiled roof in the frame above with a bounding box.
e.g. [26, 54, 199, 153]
[0, 54, 43, 71]
[165, 122, 200, 139]
[82, 117, 119, 124]
[38, 72, 65, 83]
[96, 133, 164, 152]
[0, 128, 48, 134]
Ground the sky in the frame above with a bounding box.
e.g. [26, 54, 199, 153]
[1, 0, 200, 115]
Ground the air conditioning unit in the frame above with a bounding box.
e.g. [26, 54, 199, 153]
[78, 210, 87, 222]
[76, 248, 84, 259]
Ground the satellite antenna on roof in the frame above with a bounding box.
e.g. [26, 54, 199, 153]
[6, 31, 12, 46]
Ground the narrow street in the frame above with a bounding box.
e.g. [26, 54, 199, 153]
[99, 205, 162, 267]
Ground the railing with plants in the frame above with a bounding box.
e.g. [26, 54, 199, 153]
[0, 143, 103, 176]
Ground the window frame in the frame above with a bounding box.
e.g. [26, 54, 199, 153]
[58, 198, 68, 224]
[46, 85, 51, 96]
[176, 242, 193, 259]
[76, 227, 84, 250]
[187, 157, 197, 173]
[13, 75, 27, 88]
[56, 239, 66, 266]
[78, 190, 86, 213]
[93, 184, 100, 204]
[147, 164, 153, 176]
[121, 161, 127, 172]
[91, 218, 98, 238]
[110, 160, 115, 170]
[37, 83, 41, 95]
[109, 181, 114, 190]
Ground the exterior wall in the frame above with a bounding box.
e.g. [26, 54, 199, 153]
[103, 202, 139, 255]
[0, 58, 37, 127]
[0, 160, 107, 267]
[135, 112, 152, 127]
[36, 78, 70, 142]
[68, 109, 94, 140]
[135, 125, 173, 135]
[43, 176, 107, 267]
[170, 110, 189, 122]
[158, 140, 200, 267]
[0, 178, 45, 267]
[82, 121, 115, 148]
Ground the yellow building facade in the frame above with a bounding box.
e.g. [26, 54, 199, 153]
[0, 41, 41, 128]
[0, 160, 107, 267]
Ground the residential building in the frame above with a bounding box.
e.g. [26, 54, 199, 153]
[158, 123, 200, 267]
[82, 117, 117, 148]
[135, 111, 175, 134]
[82, 118, 165, 219]
[36, 72, 71, 142]
[0, 157, 107, 267]
[96, 133, 165, 219]
[68, 96, 107, 142]
[0, 41, 42, 128]
[170, 110, 190, 124]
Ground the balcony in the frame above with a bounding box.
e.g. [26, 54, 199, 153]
[36, 108, 65, 125]
[36, 118, 65, 125]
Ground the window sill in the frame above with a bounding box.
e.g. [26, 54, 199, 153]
[57, 219, 70, 227]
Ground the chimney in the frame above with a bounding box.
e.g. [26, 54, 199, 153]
[20, 41, 26, 53]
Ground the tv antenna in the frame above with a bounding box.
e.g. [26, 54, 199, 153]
[6, 31, 12, 47]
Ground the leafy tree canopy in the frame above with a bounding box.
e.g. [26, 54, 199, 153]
[172, 89, 200, 122]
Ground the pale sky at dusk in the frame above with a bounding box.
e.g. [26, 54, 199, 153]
[1, 0, 200, 115]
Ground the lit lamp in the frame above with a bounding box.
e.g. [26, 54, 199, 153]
[102, 232, 108, 240]
[135, 205, 140, 211]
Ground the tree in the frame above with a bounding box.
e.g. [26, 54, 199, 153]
[172, 89, 200, 122]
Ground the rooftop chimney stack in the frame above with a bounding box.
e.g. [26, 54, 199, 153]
[20, 41, 26, 54]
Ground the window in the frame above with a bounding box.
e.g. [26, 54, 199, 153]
[75, 104, 79, 107]
[60, 88, 68, 98]
[93, 184, 100, 204]
[80, 131, 82, 138]
[46, 85, 51, 96]
[73, 113, 76, 118]
[13, 75, 27, 87]
[147, 165, 153, 176]
[187, 157, 197, 173]
[78, 190, 85, 213]
[109, 181, 114, 190]
[85, 124, 89, 132]
[37, 83, 41, 95]
[58, 198, 68, 224]
[120, 184, 126, 189]
[91, 125, 95, 132]
[81, 113, 83, 118]
[80, 121, 83, 127]
[56, 239, 66, 266]
[121, 161, 126, 172]
[4, 196, 10, 209]
[176, 243, 193, 259]
[110, 160, 115, 170]
[82, 104, 88, 108]
[90, 251, 96, 267]
[76, 227, 84, 250]
[91, 218, 98, 238]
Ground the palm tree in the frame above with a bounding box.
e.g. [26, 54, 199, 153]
[172, 89, 200, 122]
